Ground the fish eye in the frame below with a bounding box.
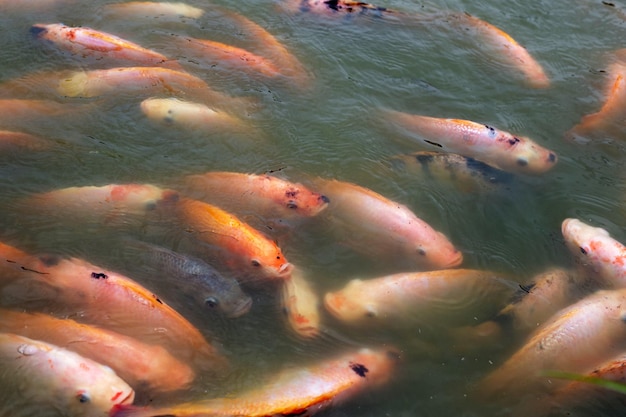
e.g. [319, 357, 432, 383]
[286, 202, 298, 210]
[251, 259, 261, 267]
[516, 158, 528, 166]
[144, 201, 157, 210]
[205, 297, 219, 308]
[417, 248, 426, 256]
[76, 393, 90, 404]
[580, 246, 588, 255]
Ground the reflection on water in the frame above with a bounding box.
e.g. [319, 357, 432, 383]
[0, 0, 625, 416]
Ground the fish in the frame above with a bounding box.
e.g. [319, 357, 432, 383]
[324, 269, 517, 329]
[140, 97, 252, 134]
[390, 151, 513, 193]
[0, 130, 52, 151]
[0, 241, 226, 372]
[314, 178, 462, 270]
[383, 110, 558, 175]
[565, 62, 626, 141]
[447, 13, 550, 88]
[173, 36, 284, 79]
[20, 183, 179, 226]
[561, 218, 626, 288]
[31, 23, 183, 70]
[281, 0, 400, 19]
[124, 239, 252, 318]
[497, 268, 589, 334]
[181, 171, 330, 223]
[101, 1, 204, 19]
[0, 308, 195, 393]
[280, 266, 321, 338]
[0, 332, 134, 416]
[172, 198, 292, 281]
[112, 347, 398, 417]
[476, 288, 626, 402]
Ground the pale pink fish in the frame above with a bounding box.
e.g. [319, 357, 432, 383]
[449, 13, 550, 88]
[324, 269, 516, 329]
[101, 1, 204, 19]
[383, 110, 558, 175]
[280, 266, 321, 338]
[566, 62, 626, 141]
[476, 288, 626, 402]
[0, 308, 195, 393]
[0, 241, 227, 372]
[561, 218, 626, 288]
[314, 178, 462, 270]
[181, 171, 329, 222]
[0, 332, 134, 417]
[112, 347, 398, 417]
[0, 130, 52, 151]
[31, 23, 183, 70]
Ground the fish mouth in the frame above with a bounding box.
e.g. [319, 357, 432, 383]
[228, 296, 253, 318]
[278, 262, 293, 276]
[30, 24, 48, 37]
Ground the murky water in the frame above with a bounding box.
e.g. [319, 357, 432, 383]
[0, 0, 625, 416]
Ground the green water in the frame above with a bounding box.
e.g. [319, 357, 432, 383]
[0, 0, 625, 416]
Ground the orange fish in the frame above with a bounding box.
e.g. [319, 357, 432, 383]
[561, 218, 626, 289]
[0, 308, 194, 393]
[173, 198, 292, 281]
[174, 36, 283, 79]
[0, 332, 135, 417]
[0, 130, 52, 151]
[112, 347, 398, 417]
[0, 241, 226, 372]
[31, 23, 182, 70]
[182, 171, 329, 222]
[476, 288, 626, 402]
[280, 266, 321, 338]
[384, 110, 558, 175]
[324, 269, 516, 329]
[450, 13, 550, 88]
[314, 178, 462, 270]
[566, 62, 626, 141]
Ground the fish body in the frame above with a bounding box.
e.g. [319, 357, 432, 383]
[125, 239, 252, 318]
[477, 288, 626, 401]
[31, 23, 182, 70]
[113, 347, 398, 417]
[315, 178, 462, 270]
[280, 266, 320, 338]
[451, 13, 550, 88]
[384, 110, 557, 175]
[391, 151, 512, 192]
[140, 97, 250, 133]
[0, 242, 225, 371]
[174, 198, 292, 280]
[0, 332, 134, 417]
[561, 218, 626, 288]
[566, 62, 626, 140]
[0, 130, 52, 151]
[324, 269, 516, 328]
[0, 309, 194, 392]
[182, 171, 329, 222]
[101, 1, 204, 19]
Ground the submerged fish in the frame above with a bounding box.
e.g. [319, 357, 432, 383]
[324, 269, 517, 329]
[282, 0, 400, 19]
[31, 23, 182, 70]
[383, 110, 558, 175]
[476, 288, 626, 402]
[113, 347, 398, 417]
[101, 1, 204, 19]
[0, 241, 226, 371]
[181, 171, 329, 222]
[280, 266, 321, 338]
[0, 130, 52, 151]
[391, 151, 512, 192]
[173, 198, 292, 281]
[0, 332, 134, 417]
[314, 178, 462, 270]
[0, 309, 194, 392]
[125, 239, 252, 318]
[561, 218, 626, 288]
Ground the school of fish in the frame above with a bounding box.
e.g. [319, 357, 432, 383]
[0, 1, 624, 417]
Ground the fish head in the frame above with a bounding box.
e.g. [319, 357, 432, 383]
[108, 184, 178, 212]
[248, 243, 293, 280]
[510, 138, 558, 174]
[276, 182, 330, 217]
[409, 235, 463, 270]
[202, 286, 253, 318]
[561, 218, 611, 260]
[324, 279, 379, 322]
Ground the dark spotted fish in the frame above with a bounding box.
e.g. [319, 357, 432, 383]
[112, 347, 398, 417]
[125, 239, 252, 318]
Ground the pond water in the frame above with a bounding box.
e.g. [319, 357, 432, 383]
[0, 0, 625, 416]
